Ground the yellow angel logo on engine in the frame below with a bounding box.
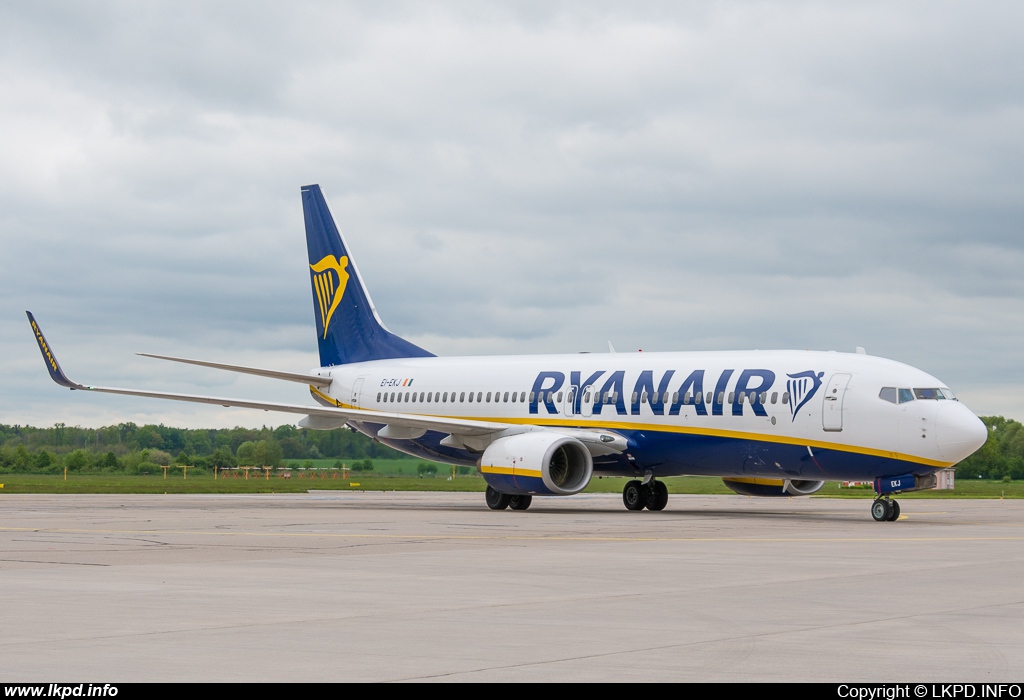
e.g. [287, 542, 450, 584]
[310, 255, 350, 338]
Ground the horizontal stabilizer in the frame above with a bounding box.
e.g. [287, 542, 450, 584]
[137, 353, 332, 387]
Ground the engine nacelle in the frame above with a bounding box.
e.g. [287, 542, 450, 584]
[722, 478, 826, 497]
[479, 432, 593, 496]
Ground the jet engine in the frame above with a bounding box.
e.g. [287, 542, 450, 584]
[722, 478, 826, 497]
[479, 432, 593, 496]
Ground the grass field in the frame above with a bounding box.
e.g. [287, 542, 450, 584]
[283, 458, 453, 475]
[0, 472, 1021, 498]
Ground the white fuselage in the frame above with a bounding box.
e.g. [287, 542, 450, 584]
[308, 349, 986, 480]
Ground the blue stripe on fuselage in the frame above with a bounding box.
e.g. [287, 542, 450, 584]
[366, 424, 941, 481]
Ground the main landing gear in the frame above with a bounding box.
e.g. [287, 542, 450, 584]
[485, 485, 532, 511]
[871, 497, 901, 522]
[623, 479, 668, 512]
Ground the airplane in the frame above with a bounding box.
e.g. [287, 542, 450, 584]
[27, 184, 989, 521]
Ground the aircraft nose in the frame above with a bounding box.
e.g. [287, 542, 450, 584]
[935, 401, 988, 463]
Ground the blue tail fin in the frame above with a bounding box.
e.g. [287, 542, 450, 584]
[302, 184, 433, 366]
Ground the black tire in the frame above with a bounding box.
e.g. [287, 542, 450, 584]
[486, 485, 512, 510]
[623, 480, 647, 511]
[871, 499, 891, 522]
[647, 481, 669, 511]
[509, 495, 533, 511]
[887, 500, 901, 521]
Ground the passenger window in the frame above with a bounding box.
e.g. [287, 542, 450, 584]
[682, 392, 690, 405]
[504, 391, 509, 402]
[420, 392, 425, 402]
[726, 392, 733, 404]
[459, 392, 465, 402]
[405, 392, 410, 402]
[631, 392, 638, 404]
[782, 392, 789, 404]
[771, 392, 778, 404]
[521, 392, 526, 403]
[442, 392, 448, 402]
[377, 392, 382, 402]
[486, 391, 491, 402]
[556, 391, 563, 403]
[759, 392, 767, 404]
[468, 392, 474, 403]
[898, 388, 914, 404]
[879, 387, 898, 404]
[641, 392, 648, 404]
[583, 391, 591, 403]
[427, 392, 432, 402]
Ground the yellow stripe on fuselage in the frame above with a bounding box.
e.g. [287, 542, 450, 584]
[304, 387, 952, 468]
[308, 385, 358, 410]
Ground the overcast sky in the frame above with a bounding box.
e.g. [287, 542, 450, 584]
[2, 1, 1022, 429]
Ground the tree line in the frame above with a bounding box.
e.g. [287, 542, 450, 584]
[0, 422, 410, 474]
[0, 416, 1018, 478]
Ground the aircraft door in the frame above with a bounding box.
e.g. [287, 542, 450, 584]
[564, 385, 579, 417]
[581, 385, 595, 418]
[351, 377, 365, 408]
[822, 373, 851, 432]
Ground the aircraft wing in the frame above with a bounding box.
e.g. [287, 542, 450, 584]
[26, 311, 505, 438]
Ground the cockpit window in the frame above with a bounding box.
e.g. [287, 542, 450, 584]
[941, 388, 957, 400]
[914, 388, 948, 400]
[879, 387, 897, 404]
[898, 388, 915, 404]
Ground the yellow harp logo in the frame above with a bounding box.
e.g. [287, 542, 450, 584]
[310, 255, 350, 338]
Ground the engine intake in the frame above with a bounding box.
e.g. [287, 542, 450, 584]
[479, 432, 593, 496]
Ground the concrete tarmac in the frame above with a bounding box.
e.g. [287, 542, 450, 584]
[1, 492, 1022, 682]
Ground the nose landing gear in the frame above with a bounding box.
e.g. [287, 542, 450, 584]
[870, 497, 901, 522]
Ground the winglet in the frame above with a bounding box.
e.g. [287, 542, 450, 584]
[26, 311, 82, 389]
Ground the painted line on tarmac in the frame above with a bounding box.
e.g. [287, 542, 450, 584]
[1, 526, 1024, 544]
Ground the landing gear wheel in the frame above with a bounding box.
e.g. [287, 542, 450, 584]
[887, 500, 901, 521]
[623, 480, 648, 511]
[871, 498, 892, 522]
[486, 485, 512, 510]
[509, 495, 533, 511]
[647, 481, 669, 511]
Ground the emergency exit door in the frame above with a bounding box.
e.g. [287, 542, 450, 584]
[822, 373, 851, 432]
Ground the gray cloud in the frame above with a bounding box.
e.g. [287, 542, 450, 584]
[1, 1, 1022, 428]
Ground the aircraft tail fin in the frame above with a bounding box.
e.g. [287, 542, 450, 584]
[301, 184, 433, 366]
